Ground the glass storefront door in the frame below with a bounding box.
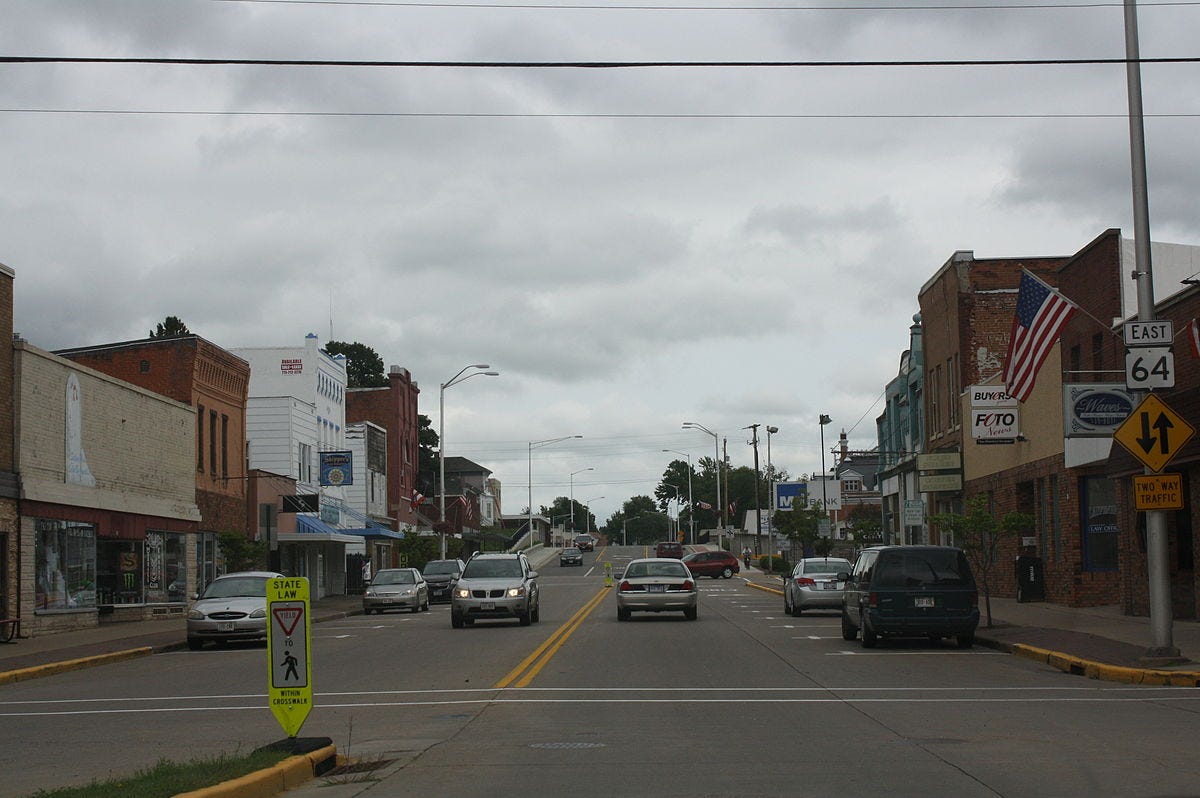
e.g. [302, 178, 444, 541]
[96, 540, 143, 605]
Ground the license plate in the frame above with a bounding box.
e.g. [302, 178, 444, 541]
[481, 601, 495, 610]
[823, 582, 837, 590]
[649, 584, 666, 593]
[914, 597, 935, 608]
[217, 622, 235, 632]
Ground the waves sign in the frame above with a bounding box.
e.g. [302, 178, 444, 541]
[1063, 384, 1135, 438]
[970, 386, 1019, 442]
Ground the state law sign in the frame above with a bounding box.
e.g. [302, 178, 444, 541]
[267, 577, 313, 738]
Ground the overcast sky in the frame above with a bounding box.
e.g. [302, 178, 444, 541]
[3, 0, 1198, 526]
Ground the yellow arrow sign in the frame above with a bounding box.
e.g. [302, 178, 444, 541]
[267, 577, 312, 738]
[1113, 394, 1195, 473]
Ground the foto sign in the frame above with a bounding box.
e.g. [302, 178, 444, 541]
[1124, 320, 1173, 347]
[969, 385, 1018, 442]
[1132, 474, 1184, 511]
[267, 577, 312, 738]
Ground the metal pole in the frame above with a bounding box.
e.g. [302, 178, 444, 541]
[1124, 0, 1177, 659]
[746, 424, 761, 563]
[819, 415, 831, 547]
[439, 382, 446, 559]
[766, 426, 778, 573]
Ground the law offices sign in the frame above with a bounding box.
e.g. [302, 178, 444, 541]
[969, 385, 1019, 443]
[1062, 383, 1135, 438]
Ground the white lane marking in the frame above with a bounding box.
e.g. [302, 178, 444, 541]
[584, 566, 595, 577]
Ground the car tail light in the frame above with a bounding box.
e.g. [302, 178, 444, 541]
[868, 591, 879, 608]
[682, 580, 694, 591]
[619, 580, 633, 592]
[796, 577, 816, 586]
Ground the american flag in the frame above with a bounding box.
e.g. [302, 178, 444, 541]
[1003, 270, 1078, 402]
[1188, 318, 1200, 360]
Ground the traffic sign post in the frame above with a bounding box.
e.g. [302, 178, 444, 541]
[267, 577, 313, 738]
[1113, 394, 1195, 473]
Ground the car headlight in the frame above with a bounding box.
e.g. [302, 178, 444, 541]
[364, 589, 376, 597]
[249, 608, 267, 619]
[187, 609, 205, 620]
[455, 588, 470, 599]
[507, 586, 526, 597]
[401, 589, 415, 597]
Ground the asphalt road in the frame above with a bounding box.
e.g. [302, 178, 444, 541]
[3, 545, 1199, 798]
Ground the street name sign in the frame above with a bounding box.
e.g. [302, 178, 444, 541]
[1123, 320, 1173, 347]
[267, 577, 312, 738]
[1113, 394, 1195, 473]
[1132, 474, 1184, 511]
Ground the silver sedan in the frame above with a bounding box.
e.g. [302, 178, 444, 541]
[783, 558, 852, 616]
[363, 568, 430, 614]
[616, 558, 698, 621]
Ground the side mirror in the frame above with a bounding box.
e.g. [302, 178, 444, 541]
[191, 593, 199, 601]
[837, 572, 851, 582]
[528, 571, 539, 579]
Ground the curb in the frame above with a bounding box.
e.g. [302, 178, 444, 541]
[744, 579, 783, 597]
[173, 744, 340, 798]
[1003, 641, 1200, 687]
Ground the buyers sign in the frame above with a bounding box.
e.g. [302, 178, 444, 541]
[970, 386, 1019, 442]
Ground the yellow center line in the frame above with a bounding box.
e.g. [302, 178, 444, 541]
[513, 587, 610, 688]
[493, 586, 610, 689]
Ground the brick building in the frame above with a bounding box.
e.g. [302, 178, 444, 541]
[346, 365, 421, 533]
[56, 335, 251, 592]
[0, 264, 17, 630]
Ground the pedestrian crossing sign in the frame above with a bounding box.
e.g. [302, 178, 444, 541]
[267, 577, 312, 737]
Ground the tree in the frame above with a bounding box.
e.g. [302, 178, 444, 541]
[845, 504, 884, 549]
[540, 496, 590, 536]
[601, 496, 668, 545]
[772, 498, 828, 557]
[324, 340, 387, 388]
[218, 531, 267, 572]
[416, 414, 439, 497]
[149, 315, 190, 338]
[930, 495, 1033, 628]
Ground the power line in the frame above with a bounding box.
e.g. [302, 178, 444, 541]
[3, 55, 1199, 68]
[210, 0, 1200, 11]
[3, 108, 1198, 118]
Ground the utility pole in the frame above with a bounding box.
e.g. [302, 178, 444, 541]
[745, 424, 761, 562]
[722, 437, 729, 548]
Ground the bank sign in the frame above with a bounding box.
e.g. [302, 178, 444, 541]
[774, 481, 808, 511]
[970, 386, 1019, 442]
[1063, 384, 1135, 438]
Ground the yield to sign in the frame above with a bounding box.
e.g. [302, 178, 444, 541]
[272, 606, 303, 637]
[1114, 393, 1195, 473]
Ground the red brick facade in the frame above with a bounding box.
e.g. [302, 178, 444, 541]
[0, 266, 16, 624]
[346, 366, 421, 530]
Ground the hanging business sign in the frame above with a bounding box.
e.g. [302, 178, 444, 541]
[902, 499, 925, 526]
[1063, 383, 1135, 438]
[319, 451, 354, 486]
[267, 577, 312, 738]
[969, 385, 1019, 442]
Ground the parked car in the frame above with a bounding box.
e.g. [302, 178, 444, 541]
[363, 568, 429, 614]
[681, 550, 740, 579]
[451, 552, 540, 628]
[654, 540, 684, 559]
[783, 558, 852, 616]
[560, 547, 584, 566]
[573, 534, 595, 552]
[186, 570, 283, 650]
[422, 558, 466, 603]
[616, 558, 698, 621]
[840, 545, 979, 649]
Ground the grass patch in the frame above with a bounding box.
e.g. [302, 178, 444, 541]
[24, 747, 292, 798]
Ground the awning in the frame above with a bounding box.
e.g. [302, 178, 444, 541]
[338, 527, 406, 541]
[278, 515, 363, 545]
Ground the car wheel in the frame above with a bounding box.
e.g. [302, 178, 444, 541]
[721, 567, 733, 579]
[955, 633, 974, 649]
[519, 608, 532, 626]
[451, 612, 464, 629]
[617, 607, 631, 622]
[187, 637, 203, 651]
[422, 599, 430, 611]
[861, 615, 878, 649]
[840, 609, 857, 641]
[684, 606, 697, 621]
[791, 602, 803, 618]
[531, 601, 540, 623]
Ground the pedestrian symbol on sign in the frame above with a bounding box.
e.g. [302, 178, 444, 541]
[281, 651, 300, 681]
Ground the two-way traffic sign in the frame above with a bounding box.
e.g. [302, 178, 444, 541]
[1113, 394, 1195, 473]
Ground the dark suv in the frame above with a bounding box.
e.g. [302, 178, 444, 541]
[422, 558, 466, 603]
[840, 545, 979, 649]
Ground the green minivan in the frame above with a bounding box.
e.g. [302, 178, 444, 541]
[840, 545, 979, 649]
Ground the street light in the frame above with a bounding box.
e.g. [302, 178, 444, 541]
[682, 421, 722, 547]
[765, 426, 779, 573]
[569, 467, 594, 541]
[583, 496, 605, 539]
[662, 449, 695, 545]
[819, 414, 832, 543]
[439, 365, 499, 558]
[528, 435, 583, 551]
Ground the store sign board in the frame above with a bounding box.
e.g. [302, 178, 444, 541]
[918, 473, 963, 492]
[1063, 383, 1135, 438]
[916, 452, 961, 471]
[902, 499, 925, 526]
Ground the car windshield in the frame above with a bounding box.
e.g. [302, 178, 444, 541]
[201, 576, 269, 599]
[563, 548, 581, 555]
[680, 553, 698, 562]
[373, 570, 416, 585]
[803, 559, 851, 575]
[462, 559, 523, 579]
[423, 561, 460, 575]
[874, 550, 974, 588]
[625, 562, 687, 578]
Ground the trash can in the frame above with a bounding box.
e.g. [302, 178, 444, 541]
[1015, 555, 1045, 603]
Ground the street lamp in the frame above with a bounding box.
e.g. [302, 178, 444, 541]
[765, 426, 779, 573]
[528, 435, 583, 551]
[819, 414, 832, 542]
[439, 365, 499, 558]
[569, 467, 594, 541]
[583, 496, 605, 539]
[682, 421, 722, 547]
[662, 449, 695, 545]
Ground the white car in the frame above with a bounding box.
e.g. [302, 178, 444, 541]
[616, 558, 698, 621]
[187, 571, 283, 650]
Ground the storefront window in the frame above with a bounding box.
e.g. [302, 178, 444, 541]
[1082, 476, 1119, 571]
[35, 519, 96, 611]
[97, 540, 143, 605]
[196, 532, 218, 594]
[144, 532, 187, 603]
